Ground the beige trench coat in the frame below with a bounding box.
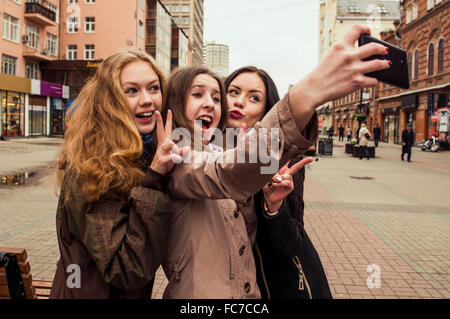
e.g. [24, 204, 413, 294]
[160, 94, 319, 299]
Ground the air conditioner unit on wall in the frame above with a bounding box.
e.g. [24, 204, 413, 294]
[22, 35, 29, 43]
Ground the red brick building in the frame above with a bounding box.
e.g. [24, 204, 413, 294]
[377, 0, 449, 145]
[332, 0, 449, 145]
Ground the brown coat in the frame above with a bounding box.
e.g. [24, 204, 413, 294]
[49, 170, 170, 299]
[159, 94, 318, 299]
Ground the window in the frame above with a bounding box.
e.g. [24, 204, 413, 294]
[172, 4, 179, 12]
[407, 52, 412, 80]
[139, 0, 144, 9]
[26, 24, 40, 51]
[84, 17, 95, 33]
[413, 0, 418, 20]
[85, 0, 95, 3]
[138, 20, 144, 38]
[67, 16, 79, 33]
[377, 6, 388, 14]
[427, 0, 435, 10]
[414, 49, 419, 80]
[47, 3, 59, 24]
[68, 0, 78, 3]
[67, 45, 77, 60]
[84, 44, 95, 60]
[173, 17, 179, 24]
[1, 54, 17, 75]
[12, 0, 21, 3]
[428, 43, 435, 76]
[25, 61, 39, 79]
[406, 4, 412, 24]
[45, 33, 58, 56]
[437, 39, 444, 73]
[2, 13, 19, 42]
[182, 4, 189, 12]
[181, 16, 189, 25]
[182, 28, 189, 36]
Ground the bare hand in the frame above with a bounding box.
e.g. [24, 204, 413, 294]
[150, 110, 190, 175]
[263, 157, 314, 212]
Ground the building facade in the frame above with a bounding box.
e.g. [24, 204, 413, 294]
[203, 41, 229, 78]
[377, 0, 449, 145]
[171, 25, 189, 70]
[160, 0, 204, 66]
[318, 0, 401, 135]
[1, 0, 69, 137]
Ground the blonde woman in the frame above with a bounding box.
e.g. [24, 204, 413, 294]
[50, 49, 181, 298]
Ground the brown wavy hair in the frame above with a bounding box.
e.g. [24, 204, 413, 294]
[56, 49, 166, 203]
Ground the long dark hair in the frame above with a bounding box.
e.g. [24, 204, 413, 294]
[226, 66, 305, 226]
[224, 66, 280, 116]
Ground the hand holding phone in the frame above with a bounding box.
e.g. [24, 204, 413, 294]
[358, 34, 410, 89]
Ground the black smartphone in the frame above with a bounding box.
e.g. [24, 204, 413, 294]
[358, 34, 410, 90]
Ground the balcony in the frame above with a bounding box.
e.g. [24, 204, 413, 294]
[23, 47, 56, 62]
[24, 2, 57, 27]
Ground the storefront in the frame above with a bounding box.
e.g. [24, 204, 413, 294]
[51, 98, 65, 135]
[0, 73, 30, 138]
[381, 107, 400, 144]
[28, 95, 47, 136]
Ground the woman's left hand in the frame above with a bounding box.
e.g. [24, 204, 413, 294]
[263, 157, 314, 213]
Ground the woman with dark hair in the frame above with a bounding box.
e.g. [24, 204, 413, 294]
[225, 66, 332, 299]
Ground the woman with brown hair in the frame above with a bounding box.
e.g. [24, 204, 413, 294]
[50, 49, 181, 298]
[149, 24, 392, 299]
[225, 66, 332, 299]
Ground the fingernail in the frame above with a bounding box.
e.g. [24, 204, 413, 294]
[275, 176, 282, 183]
[388, 60, 392, 66]
[386, 47, 389, 53]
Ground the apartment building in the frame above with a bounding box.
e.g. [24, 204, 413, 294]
[376, 0, 449, 145]
[203, 41, 229, 78]
[160, 0, 204, 66]
[1, 0, 69, 137]
[317, 0, 401, 135]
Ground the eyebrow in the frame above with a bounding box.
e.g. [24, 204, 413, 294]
[229, 84, 263, 95]
[121, 79, 159, 87]
[191, 84, 220, 95]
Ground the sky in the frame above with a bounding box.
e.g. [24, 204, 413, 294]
[204, 0, 320, 97]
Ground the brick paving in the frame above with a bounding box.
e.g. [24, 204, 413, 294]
[0, 136, 449, 299]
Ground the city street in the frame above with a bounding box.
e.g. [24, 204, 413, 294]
[0, 136, 449, 299]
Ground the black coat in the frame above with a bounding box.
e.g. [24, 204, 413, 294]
[252, 159, 332, 299]
[402, 129, 414, 146]
[373, 126, 381, 138]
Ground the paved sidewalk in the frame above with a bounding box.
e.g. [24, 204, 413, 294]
[0, 137, 449, 299]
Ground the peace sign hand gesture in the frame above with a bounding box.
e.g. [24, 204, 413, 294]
[150, 110, 190, 175]
[262, 157, 314, 214]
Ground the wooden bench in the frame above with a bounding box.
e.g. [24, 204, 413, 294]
[0, 247, 52, 299]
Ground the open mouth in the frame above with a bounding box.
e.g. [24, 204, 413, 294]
[196, 115, 213, 131]
[135, 111, 155, 122]
[229, 110, 243, 120]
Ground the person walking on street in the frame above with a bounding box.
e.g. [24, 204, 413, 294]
[338, 124, 344, 142]
[358, 123, 371, 160]
[373, 123, 381, 147]
[356, 125, 361, 144]
[328, 126, 334, 139]
[401, 123, 414, 162]
[346, 126, 352, 142]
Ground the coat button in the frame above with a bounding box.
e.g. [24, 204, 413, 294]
[244, 282, 251, 293]
[233, 208, 239, 218]
[239, 245, 245, 256]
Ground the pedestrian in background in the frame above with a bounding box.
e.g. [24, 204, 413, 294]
[225, 66, 332, 299]
[346, 126, 352, 142]
[328, 125, 334, 139]
[358, 123, 371, 160]
[373, 123, 381, 147]
[338, 124, 344, 142]
[401, 123, 414, 162]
